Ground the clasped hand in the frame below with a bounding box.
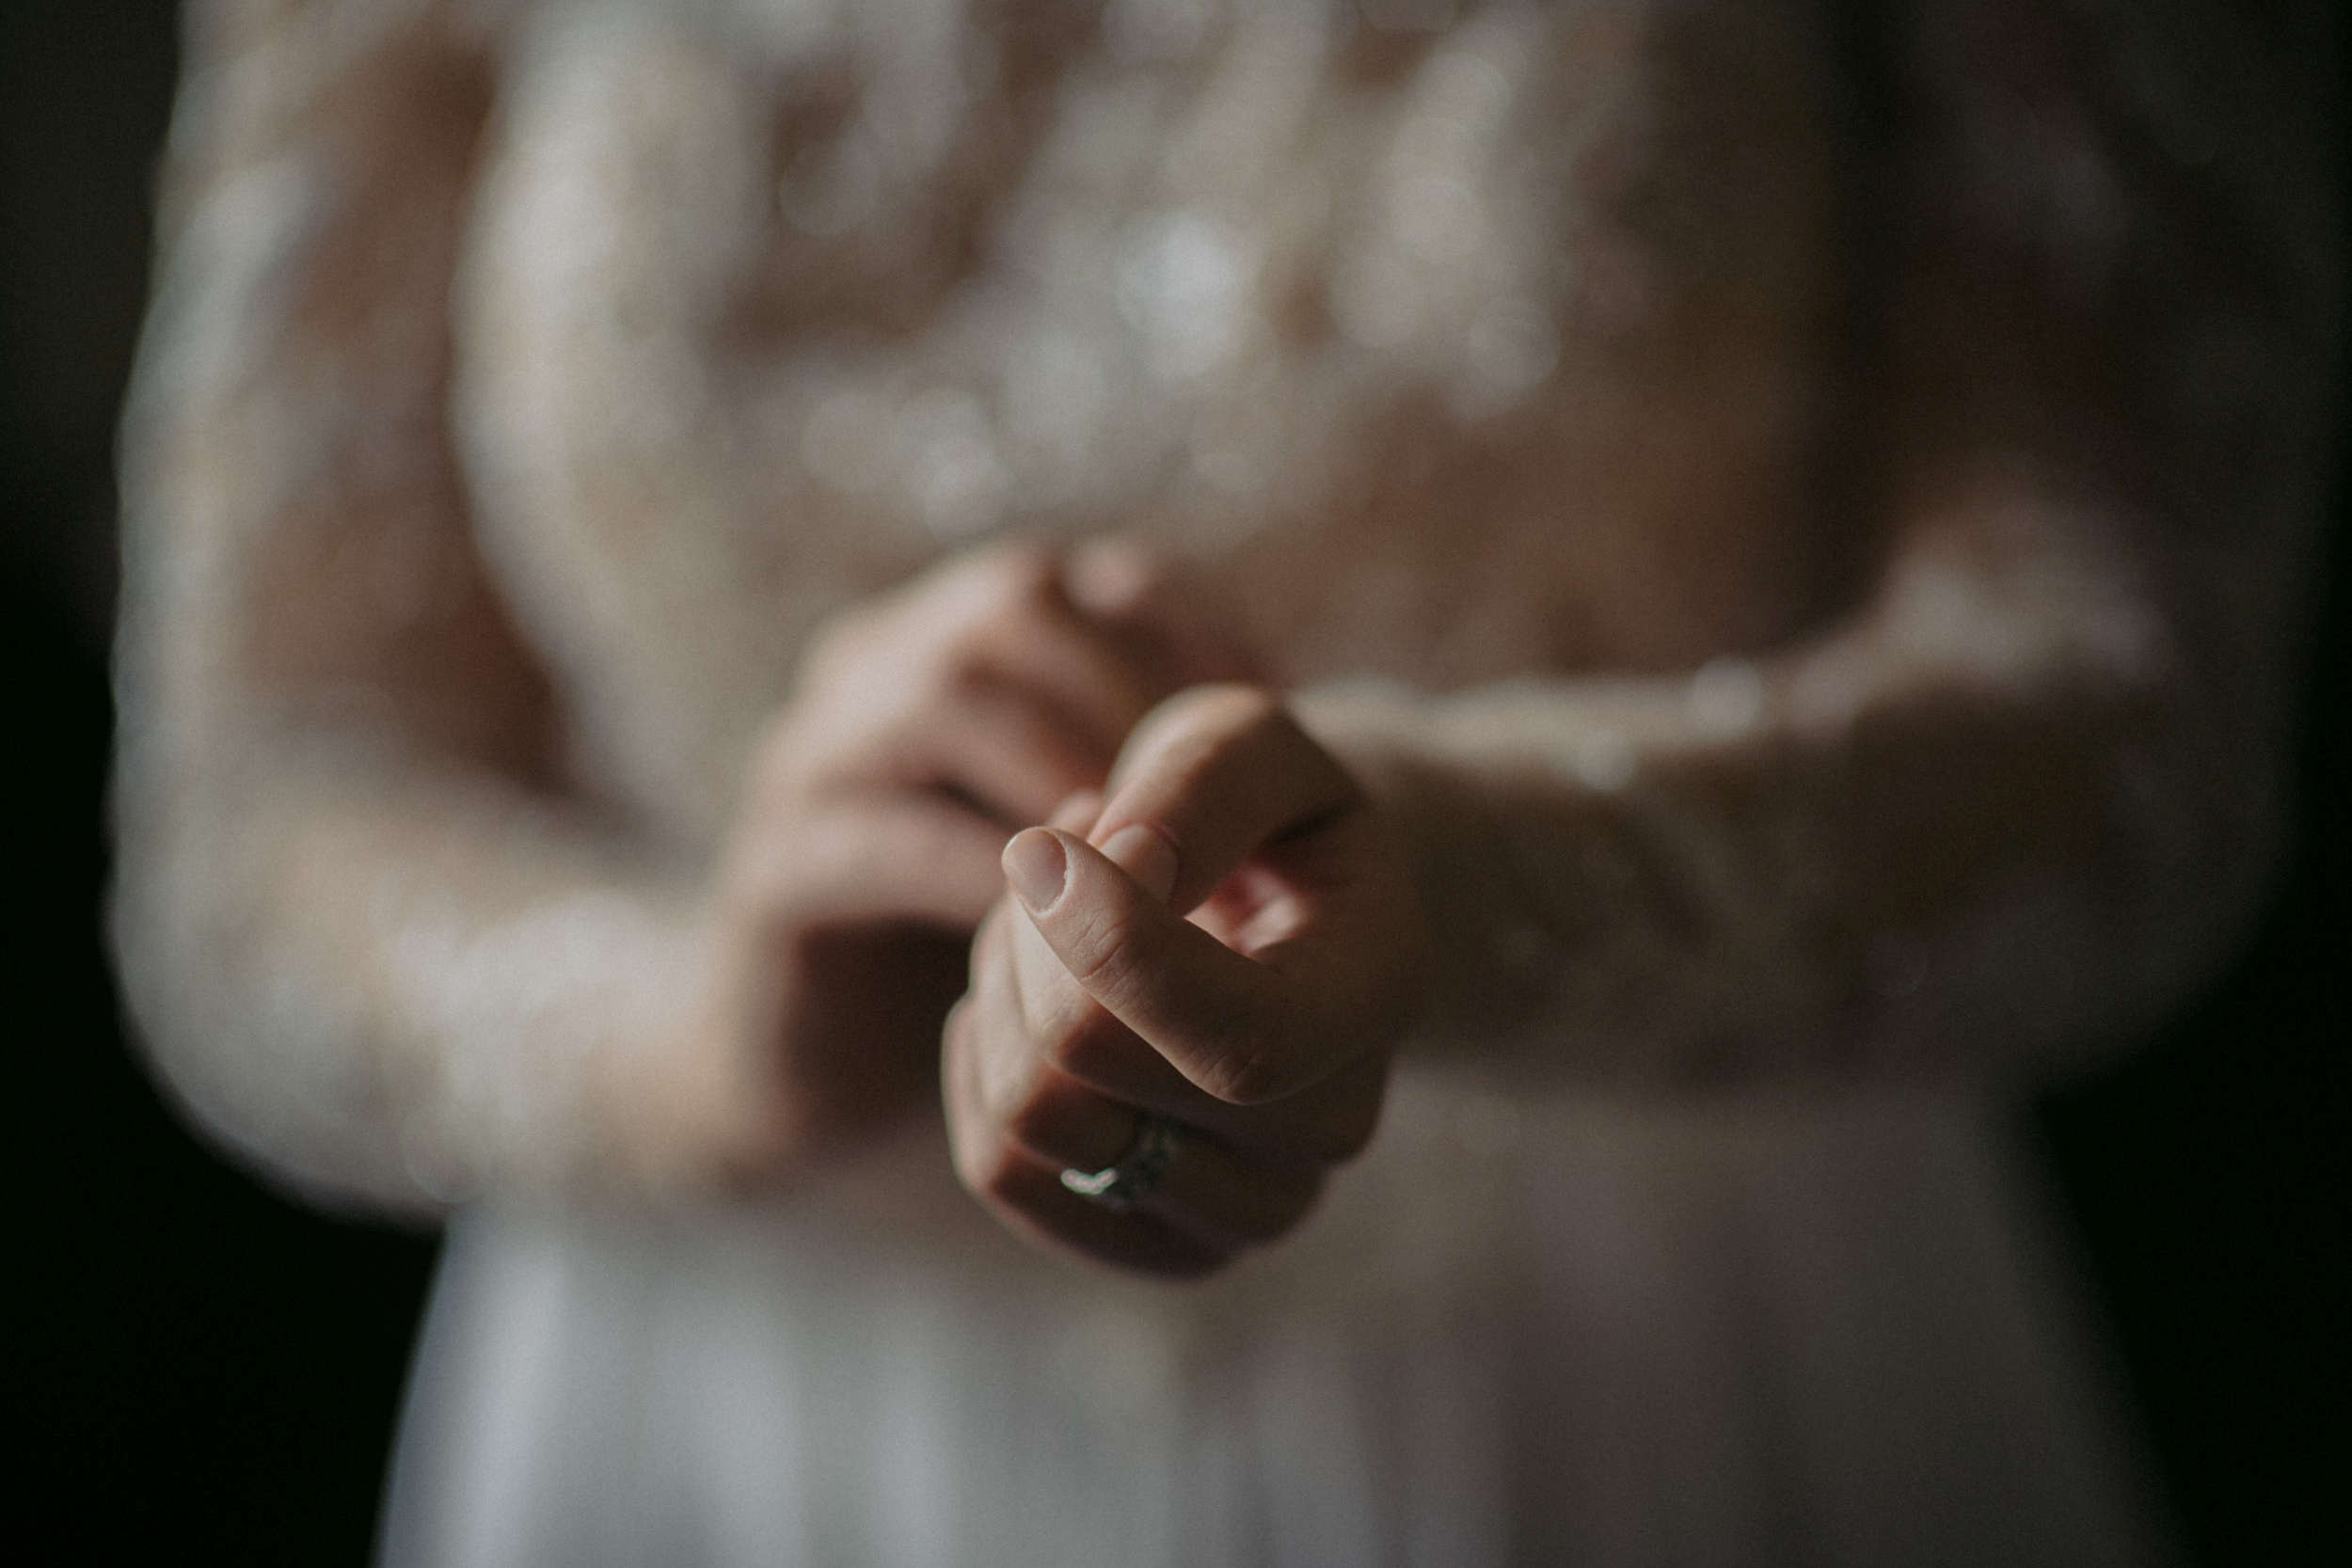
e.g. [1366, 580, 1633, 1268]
[690, 544, 1426, 1275]
[946, 689, 1430, 1277]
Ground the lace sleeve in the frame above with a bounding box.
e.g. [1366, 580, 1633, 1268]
[1302, 0, 2341, 1086]
[112, 0, 715, 1215]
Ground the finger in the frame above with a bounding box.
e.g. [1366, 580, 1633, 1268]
[943, 999, 1225, 1277]
[874, 679, 1114, 828]
[1005, 899, 1386, 1162]
[974, 1148, 1231, 1277]
[988, 1077, 1325, 1249]
[806, 548, 1168, 806]
[1062, 539, 1258, 690]
[1090, 686, 1362, 915]
[964, 903, 1054, 1121]
[974, 901, 1340, 1215]
[956, 555, 1171, 758]
[957, 902, 1343, 1264]
[1004, 827, 1369, 1104]
[1062, 539, 1174, 625]
[733, 799, 1010, 932]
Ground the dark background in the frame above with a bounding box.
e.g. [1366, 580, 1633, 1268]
[3, 3, 2342, 1562]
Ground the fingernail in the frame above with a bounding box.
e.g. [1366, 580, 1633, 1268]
[1004, 829, 1069, 911]
[1100, 823, 1179, 905]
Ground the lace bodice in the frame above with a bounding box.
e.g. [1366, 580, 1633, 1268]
[114, 0, 2340, 1210]
[456, 0, 1852, 837]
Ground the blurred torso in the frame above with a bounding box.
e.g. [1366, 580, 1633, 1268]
[455, 0, 1856, 835]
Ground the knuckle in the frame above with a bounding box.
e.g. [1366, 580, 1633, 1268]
[1116, 545, 1175, 594]
[1193, 680, 1281, 724]
[1054, 902, 1135, 994]
[971, 543, 1058, 609]
[1142, 681, 1275, 749]
[1199, 1006, 1302, 1105]
[1205, 1054, 1287, 1106]
[1075, 546, 1174, 619]
[1218, 688, 1297, 760]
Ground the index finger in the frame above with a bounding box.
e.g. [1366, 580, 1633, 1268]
[1002, 826, 1382, 1103]
[1089, 685, 1361, 916]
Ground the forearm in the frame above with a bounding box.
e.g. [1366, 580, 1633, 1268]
[114, 739, 717, 1214]
[111, 0, 723, 1213]
[1303, 0, 2341, 1088]
[1302, 503, 2290, 1086]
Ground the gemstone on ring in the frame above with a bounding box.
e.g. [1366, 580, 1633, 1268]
[1060, 1114, 1183, 1210]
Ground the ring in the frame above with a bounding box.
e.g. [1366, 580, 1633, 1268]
[1059, 1113, 1184, 1211]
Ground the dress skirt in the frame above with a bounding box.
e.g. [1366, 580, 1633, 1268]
[378, 1074, 2170, 1567]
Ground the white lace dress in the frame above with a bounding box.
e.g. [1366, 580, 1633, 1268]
[112, 1, 2339, 1563]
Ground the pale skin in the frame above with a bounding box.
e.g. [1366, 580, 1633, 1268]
[949, 683, 1430, 1276]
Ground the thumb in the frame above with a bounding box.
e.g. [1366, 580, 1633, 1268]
[1001, 827, 1335, 1104]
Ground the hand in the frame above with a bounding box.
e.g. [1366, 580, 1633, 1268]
[944, 685, 1432, 1275]
[661, 544, 1211, 1186]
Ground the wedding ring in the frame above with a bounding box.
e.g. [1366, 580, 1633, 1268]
[1059, 1113, 1183, 1211]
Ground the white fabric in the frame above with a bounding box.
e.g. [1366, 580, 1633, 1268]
[379, 1079, 2169, 1566]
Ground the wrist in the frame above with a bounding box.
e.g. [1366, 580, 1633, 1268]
[599, 895, 788, 1197]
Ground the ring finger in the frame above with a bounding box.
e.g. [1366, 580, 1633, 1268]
[971, 1016, 1324, 1250]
